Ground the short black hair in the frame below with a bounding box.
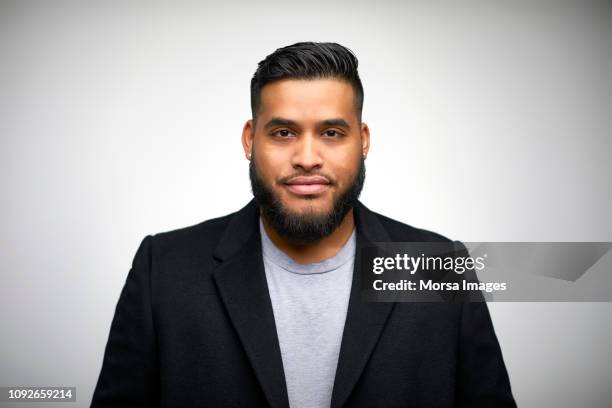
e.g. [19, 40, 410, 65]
[250, 42, 364, 125]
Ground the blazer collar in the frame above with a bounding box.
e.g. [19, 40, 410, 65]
[212, 198, 395, 408]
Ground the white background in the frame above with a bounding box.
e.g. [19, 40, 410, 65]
[1, 0, 611, 406]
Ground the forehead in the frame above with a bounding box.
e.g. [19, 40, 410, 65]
[259, 78, 356, 119]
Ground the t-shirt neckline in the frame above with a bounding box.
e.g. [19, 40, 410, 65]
[259, 216, 356, 275]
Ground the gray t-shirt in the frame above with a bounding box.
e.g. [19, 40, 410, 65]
[259, 217, 356, 408]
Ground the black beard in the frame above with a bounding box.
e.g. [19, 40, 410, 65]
[249, 153, 366, 245]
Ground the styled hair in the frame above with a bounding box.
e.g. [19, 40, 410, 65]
[250, 42, 364, 125]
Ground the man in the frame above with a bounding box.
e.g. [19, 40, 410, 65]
[92, 42, 516, 407]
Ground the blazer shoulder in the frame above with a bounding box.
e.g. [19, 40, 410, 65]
[147, 210, 236, 257]
[371, 210, 454, 243]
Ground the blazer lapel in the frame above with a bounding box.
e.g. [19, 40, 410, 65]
[211, 199, 290, 408]
[210, 199, 396, 408]
[330, 201, 397, 408]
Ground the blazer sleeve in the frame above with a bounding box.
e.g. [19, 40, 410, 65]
[453, 241, 517, 407]
[91, 235, 160, 407]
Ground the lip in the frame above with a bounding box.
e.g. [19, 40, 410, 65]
[286, 176, 330, 185]
[284, 176, 331, 196]
[285, 183, 330, 195]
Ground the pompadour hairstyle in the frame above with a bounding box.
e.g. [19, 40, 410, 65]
[250, 42, 364, 125]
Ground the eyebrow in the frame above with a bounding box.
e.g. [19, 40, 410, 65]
[321, 118, 350, 129]
[263, 117, 351, 130]
[264, 117, 298, 129]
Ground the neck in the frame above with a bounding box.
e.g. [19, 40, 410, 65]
[260, 208, 356, 265]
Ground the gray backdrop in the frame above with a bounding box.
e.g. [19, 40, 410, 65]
[1, 0, 611, 407]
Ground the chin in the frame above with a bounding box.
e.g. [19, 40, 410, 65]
[283, 197, 333, 216]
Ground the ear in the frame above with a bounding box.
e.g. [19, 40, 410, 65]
[242, 119, 255, 161]
[360, 122, 370, 159]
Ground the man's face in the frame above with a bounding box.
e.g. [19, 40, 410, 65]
[243, 78, 370, 244]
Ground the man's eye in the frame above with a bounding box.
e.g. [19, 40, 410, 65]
[273, 129, 294, 138]
[324, 130, 342, 137]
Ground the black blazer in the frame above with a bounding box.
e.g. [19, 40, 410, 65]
[91, 199, 516, 407]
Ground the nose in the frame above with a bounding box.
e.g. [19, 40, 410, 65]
[290, 133, 323, 171]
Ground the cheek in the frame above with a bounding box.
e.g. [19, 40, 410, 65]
[258, 162, 293, 193]
[257, 148, 288, 180]
[332, 153, 361, 184]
